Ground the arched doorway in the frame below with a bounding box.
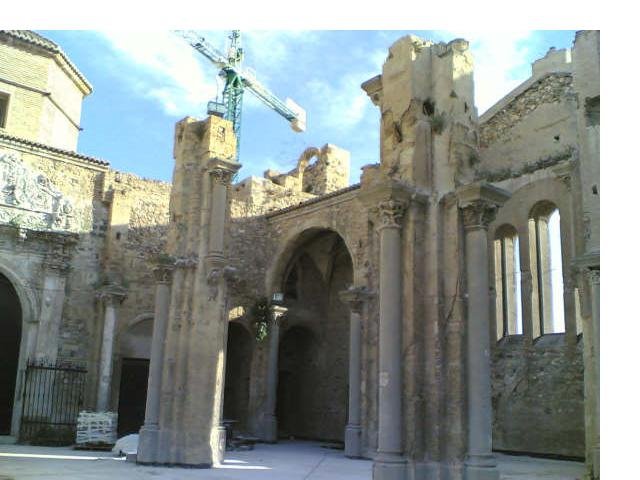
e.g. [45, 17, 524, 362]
[0, 273, 22, 435]
[223, 321, 253, 434]
[275, 229, 353, 442]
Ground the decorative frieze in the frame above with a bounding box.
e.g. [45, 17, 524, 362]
[0, 150, 79, 233]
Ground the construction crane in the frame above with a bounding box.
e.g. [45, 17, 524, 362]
[176, 30, 306, 159]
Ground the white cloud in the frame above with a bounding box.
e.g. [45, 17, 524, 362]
[97, 30, 318, 118]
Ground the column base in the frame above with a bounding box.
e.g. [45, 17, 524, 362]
[263, 414, 278, 443]
[464, 454, 499, 480]
[344, 424, 362, 458]
[136, 424, 159, 464]
[373, 453, 407, 480]
[211, 425, 226, 465]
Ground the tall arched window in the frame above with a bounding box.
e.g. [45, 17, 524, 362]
[528, 202, 565, 336]
[494, 224, 523, 340]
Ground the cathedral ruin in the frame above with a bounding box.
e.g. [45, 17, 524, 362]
[0, 30, 600, 480]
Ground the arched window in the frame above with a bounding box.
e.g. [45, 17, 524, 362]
[528, 202, 565, 336]
[493, 224, 523, 340]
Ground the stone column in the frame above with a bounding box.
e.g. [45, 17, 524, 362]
[339, 287, 371, 459]
[459, 184, 509, 480]
[96, 284, 127, 412]
[373, 199, 407, 480]
[138, 261, 174, 464]
[263, 305, 288, 443]
[588, 266, 600, 478]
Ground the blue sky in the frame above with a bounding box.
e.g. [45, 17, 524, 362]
[39, 30, 576, 185]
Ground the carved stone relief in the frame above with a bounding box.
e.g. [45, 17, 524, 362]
[0, 150, 78, 233]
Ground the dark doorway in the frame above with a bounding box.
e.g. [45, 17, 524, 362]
[117, 358, 149, 437]
[0, 273, 22, 435]
[277, 325, 319, 440]
[223, 322, 253, 434]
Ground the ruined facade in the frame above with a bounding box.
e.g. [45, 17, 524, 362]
[0, 30, 599, 480]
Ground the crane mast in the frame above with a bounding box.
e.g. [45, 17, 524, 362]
[176, 30, 306, 160]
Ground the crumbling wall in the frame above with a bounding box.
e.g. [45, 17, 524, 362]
[478, 73, 577, 176]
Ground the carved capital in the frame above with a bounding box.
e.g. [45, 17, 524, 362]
[207, 157, 240, 186]
[206, 263, 236, 301]
[97, 284, 127, 307]
[272, 305, 288, 326]
[461, 200, 497, 230]
[339, 286, 374, 315]
[174, 255, 198, 269]
[376, 200, 406, 230]
[153, 263, 175, 284]
[209, 168, 235, 186]
[43, 256, 71, 275]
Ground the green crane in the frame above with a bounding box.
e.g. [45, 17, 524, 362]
[176, 30, 306, 160]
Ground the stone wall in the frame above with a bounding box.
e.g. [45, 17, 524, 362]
[478, 41, 589, 456]
[491, 336, 584, 457]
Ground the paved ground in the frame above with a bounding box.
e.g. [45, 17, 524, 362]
[0, 441, 585, 479]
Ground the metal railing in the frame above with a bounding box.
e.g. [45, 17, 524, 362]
[19, 359, 87, 445]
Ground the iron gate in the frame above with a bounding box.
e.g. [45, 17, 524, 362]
[20, 360, 87, 445]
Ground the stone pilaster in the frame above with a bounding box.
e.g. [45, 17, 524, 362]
[95, 284, 127, 412]
[34, 252, 71, 363]
[138, 261, 175, 464]
[373, 199, 407, 480]
[339, 286, 372, 459]
[458, 184, 509, 480]
[573, 251, 600, 480]
[263, 305, 288, 443]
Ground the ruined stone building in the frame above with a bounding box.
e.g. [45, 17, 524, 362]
[0, 30, 599, 480]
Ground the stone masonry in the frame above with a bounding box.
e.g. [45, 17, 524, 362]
[0, 30, 599, 480]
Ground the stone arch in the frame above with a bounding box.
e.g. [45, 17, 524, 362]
[266, 223, 357, 297]
[296, 147, 320, 174]
[0, 262, 37, 327]
[0, 261, 38, 437]
[270, 227, 354, 442]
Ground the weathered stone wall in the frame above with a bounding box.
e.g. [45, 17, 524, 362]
[491, 336, 584, 457]
[478, 73, 577, 176]
[0, 135, 172, 416]
[480, 48, 586, 455]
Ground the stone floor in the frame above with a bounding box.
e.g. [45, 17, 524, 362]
[0, 441, 585, 479]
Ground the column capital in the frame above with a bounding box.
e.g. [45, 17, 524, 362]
[43, 256, 71, 275]
[376, 200, 407, 230]
[339, 286, 374, 315]
[272, 305, 288, 326]
[97, 283, 127, 306]
[152, 262, 175, 285]
[460, 200, 498, 230]
[458, 182, 510, 230]
[206, 157, 241, 186]
[174, 254, 198, 269]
